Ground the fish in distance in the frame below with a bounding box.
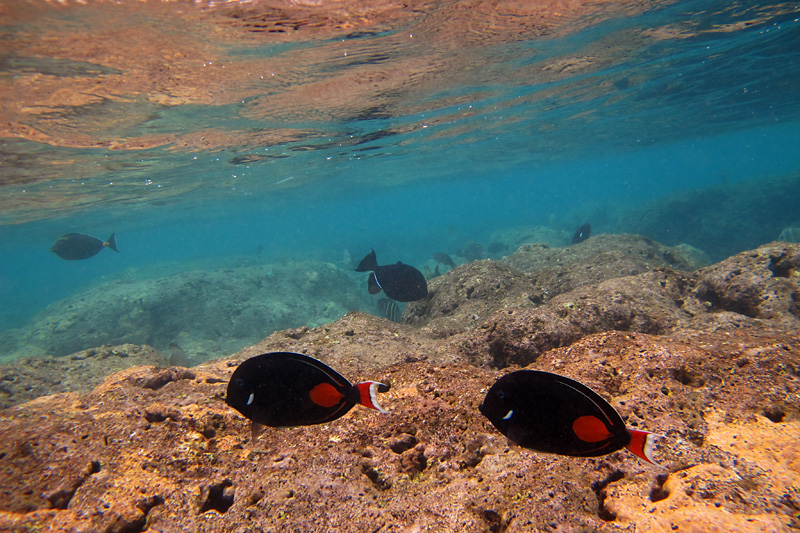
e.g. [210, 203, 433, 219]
[51, 232, 119, 260]
[355, 249, 428, 302]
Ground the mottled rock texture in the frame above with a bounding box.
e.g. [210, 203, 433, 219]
[0, 260, 374, 361]
[0, 240, 798, 531]
[0, 344, 166, 410]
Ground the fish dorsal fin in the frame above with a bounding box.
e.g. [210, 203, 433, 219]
[279, 352, 351, 390]
[553, 374, 619, 428]
[355, 249, 378, 272]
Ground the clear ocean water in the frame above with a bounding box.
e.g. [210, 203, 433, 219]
[1, 0, 799, 354]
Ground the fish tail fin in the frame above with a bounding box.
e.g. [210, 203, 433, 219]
[105, 233, 119, 253]
[355, 249, 378, 272]
[354, 381, 390, 413]
[626, 429, 657, 464]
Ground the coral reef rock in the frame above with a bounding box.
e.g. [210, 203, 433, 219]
[1, 241, 799, 531]
[0, 344, 166, 409]
[0, 260, 374, 362]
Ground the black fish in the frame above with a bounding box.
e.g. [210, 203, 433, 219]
[479, 370, 655, 463]
[355, 250, 428, 302]
[432, 252, 456, 269]
[226, 352, 389, 435]
[572, 223, 591, 244]
[51, 233, 119, 260]
[377, 298, 402, 322]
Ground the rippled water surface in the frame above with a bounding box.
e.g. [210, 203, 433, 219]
[1, 0, 799, 336]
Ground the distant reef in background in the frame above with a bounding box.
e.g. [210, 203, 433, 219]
[0, 235, 708, 364]
[0, 260, 374, 363]
[615, 171, 800, 261]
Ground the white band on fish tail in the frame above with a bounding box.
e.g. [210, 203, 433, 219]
[369, 382, 388, 413]
[643, 432, 656, 464]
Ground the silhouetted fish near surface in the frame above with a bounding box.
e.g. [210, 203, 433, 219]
[355, 249, 428, 302]
[432, 252, 456, 269]
[378, 298, 402, 322]
[572, 223, 591, 244]
[51, 233, 119, 260]
[480, 370, 656, 463]
[168, 343, 190, 367]
[226, 352, 389, 438]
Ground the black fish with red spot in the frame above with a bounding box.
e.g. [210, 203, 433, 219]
[226, 352, 389, 435]
[479, 370, 656, 463]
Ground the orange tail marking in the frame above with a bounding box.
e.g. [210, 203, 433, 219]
[626, 429, 657, 464]
[355, 381, 389, 413]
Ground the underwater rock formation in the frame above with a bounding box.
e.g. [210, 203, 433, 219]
[405, 234, 710, 338]
[615, 171, 800, 261]
[0, 344, 166, 409]
[0, 328, 797, 531]
[0, 260, 374, 362]
[0, 240, 798, 531]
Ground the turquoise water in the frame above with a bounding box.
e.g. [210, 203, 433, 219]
[1, 0, 799, 343]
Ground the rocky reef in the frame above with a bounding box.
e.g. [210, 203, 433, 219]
[0, 237, 799, 531]
[0, 259, 374, 363]
[614, 171, 800, 262]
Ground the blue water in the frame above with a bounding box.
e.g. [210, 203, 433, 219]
[1, 0, 800, 339]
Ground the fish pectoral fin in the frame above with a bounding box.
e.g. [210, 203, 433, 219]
[368, 272, 383, 294]
[505, 424, 529, 450]
[251, 422, 269, 442]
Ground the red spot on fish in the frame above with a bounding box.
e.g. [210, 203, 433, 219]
[309, 383, 344, 407]
[572, 415, 613, 443]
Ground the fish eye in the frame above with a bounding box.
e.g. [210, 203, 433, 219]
[234, 378, 245, 388]
[496, 390, 506, 399]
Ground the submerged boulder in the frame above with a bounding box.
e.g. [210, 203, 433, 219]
[0, 260, 374, 362]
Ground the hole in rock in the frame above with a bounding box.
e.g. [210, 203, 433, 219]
[591, 470, 625, 522]
[649, 474, 670, 502]
[198, 479, 235, 514]
[763, 405, 786, 423]
[768, 254, 792, 278]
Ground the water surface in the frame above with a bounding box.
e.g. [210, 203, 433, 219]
[1, 0, 799, 343]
